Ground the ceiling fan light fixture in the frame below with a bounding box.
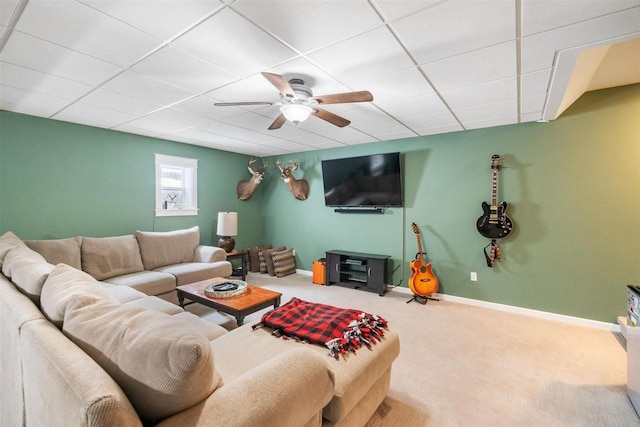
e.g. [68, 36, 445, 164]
[280, 104, 313, 124]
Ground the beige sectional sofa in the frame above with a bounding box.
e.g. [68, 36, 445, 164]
[24, 226, 232, 301]
[0, 229, 400, 427]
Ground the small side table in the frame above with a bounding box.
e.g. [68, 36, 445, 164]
[226, 250, 247, 281]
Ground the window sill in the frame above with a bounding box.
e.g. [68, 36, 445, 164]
[155, 208, 198, 217]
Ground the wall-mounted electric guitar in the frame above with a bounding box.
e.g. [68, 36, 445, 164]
[408, 223, 439, 300]
[476, 155, 513, 239]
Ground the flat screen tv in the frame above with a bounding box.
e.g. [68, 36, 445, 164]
[321, 152, 403, 207]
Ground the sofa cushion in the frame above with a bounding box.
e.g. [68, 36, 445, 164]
[2, 246, 54, 305]
[154, 261, 233, 287]
[171, 311, 228, 341]
[102, 270, 176, 296]
[82, 235, 145, 281]
[123, 296, 183, 315]
[40, 264, 112, 328]
[102, 284, 147, 303]
[25, 237, 83, 270]
[62, 297, 222, 424]
[135, 226, 199, 270]
[271, 249, 296, 277]
[0, 231, 27, 268]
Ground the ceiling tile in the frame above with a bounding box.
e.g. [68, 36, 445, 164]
[219, 112, 282, 137]
[464, 115, 518, 130]
[80, 89, 163, 116]
[53, 103, 137, 128]
[114, 117, 191, 136]
[287, 133, 339, 148]
[0, 84, 69, 116]
[198, 119, 279, 144]
[336, 105, 393, 126]
[0, 61, 93, 100]
[207, 74, 277, 103]
[0, 31, 122, 85]
[401, 111, 459, 130]
[360, 67, 434, 105]
[414, 123, 463, 136]
[355, 119, 416, 140]
[521, 68, 552, 97]
[440, 77, 516, 110]
[145, 107, 210, 128]
[521, 0, 640, 36]
[521, 7, 640, 73]
[373, 0, 446, 23]
[521, 94, 547, 115]
[232, 0, 382, 53]
[101, 71, 195, 106]
[421, 41, 516, 92]
[173, 8, 297, 76]
[173, 95, 245, 120]
[132, 45, 239, 93]
[80, 0, 224, 41]
[306, 26, 414, 85]
[456, 100, 517, 124]
[1, 0, 19, 26]
[390, 0, 515, 65]
[377, 93, 448, 118]
[17, 0, 162, 66]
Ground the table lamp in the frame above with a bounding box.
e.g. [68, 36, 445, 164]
[217, 212, 237, 253]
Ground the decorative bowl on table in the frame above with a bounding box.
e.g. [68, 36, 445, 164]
[204, 279, 247, 298]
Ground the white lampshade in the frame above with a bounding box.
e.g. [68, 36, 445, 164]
[280, 104, 313, 124]
[216, 212, 237, 236]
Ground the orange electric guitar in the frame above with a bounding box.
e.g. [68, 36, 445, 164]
[408, 223, 439, 304]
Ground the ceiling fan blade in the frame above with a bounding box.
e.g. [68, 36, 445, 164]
[214, 101, 273, 107]
[268, 114, 287, 130]
[310, 90, 373, 105]
[312, 108, 350, 127]
[261, 72, 296, 98]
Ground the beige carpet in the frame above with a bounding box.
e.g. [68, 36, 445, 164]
[184, 272, 639, 427]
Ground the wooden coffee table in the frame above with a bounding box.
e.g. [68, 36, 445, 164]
[176, 278, 282, 326]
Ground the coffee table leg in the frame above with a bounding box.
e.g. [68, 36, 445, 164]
[274, 296, 281, 308]
[235, 315, 245, 326]
[177, 291, 185, 308]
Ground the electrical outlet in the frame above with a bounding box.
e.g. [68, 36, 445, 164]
[470, 272, 478, 282]
[292, 249, 296, 256]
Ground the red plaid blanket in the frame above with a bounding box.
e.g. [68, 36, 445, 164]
[252, 297, 388, 359]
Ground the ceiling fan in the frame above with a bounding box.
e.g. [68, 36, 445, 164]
[214, 72, 373, 130]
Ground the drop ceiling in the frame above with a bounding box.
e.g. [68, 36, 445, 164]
[1, 0, 639, 156]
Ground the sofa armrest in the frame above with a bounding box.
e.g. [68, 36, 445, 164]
[158, 347, 335, 427]
[193, 245, 227, 263]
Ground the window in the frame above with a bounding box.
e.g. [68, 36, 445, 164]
[155, 154, 198, 216]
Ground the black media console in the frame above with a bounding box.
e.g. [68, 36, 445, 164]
[325, 250, 389, 296]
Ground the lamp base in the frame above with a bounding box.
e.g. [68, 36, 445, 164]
[218, 236, 235, 253]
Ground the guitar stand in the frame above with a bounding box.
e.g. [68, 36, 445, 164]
[406, 294, 439, 304]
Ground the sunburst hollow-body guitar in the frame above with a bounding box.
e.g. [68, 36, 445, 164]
[408, 223, 439, 297]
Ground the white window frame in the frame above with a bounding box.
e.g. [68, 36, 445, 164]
[155, 154, 198, 217]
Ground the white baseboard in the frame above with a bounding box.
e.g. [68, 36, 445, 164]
[296, 269, 619, 332]
[390, 285, 620, 333]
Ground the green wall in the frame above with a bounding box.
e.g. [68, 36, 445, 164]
[0, 111, 264, 249]
[1, 84, 638, 323]
[261, 84, 639, 323]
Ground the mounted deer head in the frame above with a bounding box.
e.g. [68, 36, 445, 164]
[277, 160, 310, 201]
[237, 158, 267, 201]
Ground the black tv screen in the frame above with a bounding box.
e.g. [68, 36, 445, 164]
[321, 152, 403, 207]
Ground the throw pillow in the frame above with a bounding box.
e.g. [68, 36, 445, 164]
[249, 245, 271, 273]
[264, 246, 286, 276]
[81, 235, 145, 281]
[271, 249, 296, 277]
[26, 236, 83, 270]
[135, 226, 199, 270]
[2, 246, 53, 305]
[62, 297, 221, 424]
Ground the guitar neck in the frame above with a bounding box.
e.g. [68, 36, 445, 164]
[491, 168, 498, 206]
[416, 234, 424, 261]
